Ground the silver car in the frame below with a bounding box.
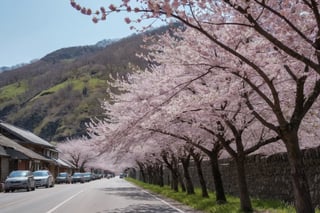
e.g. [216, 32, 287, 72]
[56, 172, 72, 184]
[71, 172, 85, 183]
[4, 170, 36, 192]
[33, 170, 55, 188]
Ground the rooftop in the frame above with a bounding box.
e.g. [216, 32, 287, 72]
[0, 121, 55, 148]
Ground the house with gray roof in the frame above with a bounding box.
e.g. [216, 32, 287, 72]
[0, 121, 55, 148]
[0, 134, 53, 181]
[0, 121, 74, 179]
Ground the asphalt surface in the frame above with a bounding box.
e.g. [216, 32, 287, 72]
[0, 177, 204, 213]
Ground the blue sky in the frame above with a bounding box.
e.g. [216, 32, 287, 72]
[0, 0, 152, 67]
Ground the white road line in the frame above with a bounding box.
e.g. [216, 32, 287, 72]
[140, 189, 186, 213]
[46, 190, 84, 213]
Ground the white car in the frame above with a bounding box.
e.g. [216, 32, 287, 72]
[33, 170, 55, 188]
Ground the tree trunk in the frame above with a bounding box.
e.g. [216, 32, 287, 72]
[140, 169, 146, 183]
[171, 170, 179, 192]
[194, 156, 209, 198]
[147, 166, 153, 184]
[284, 132, 314, 213]
[162, 154, 179, 192]
[158, 164, 164, 187]
[152, 169, 157, 185]
[137, 163, 146, 183]
[181, 157, 195, 194]
[210, 153, 227, 204]
[179, 172, 186, 192]
[235, 157, 252, 212]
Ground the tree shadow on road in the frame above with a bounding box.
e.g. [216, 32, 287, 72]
[100, 187, 156, 201]
[100, 203, 181, 213]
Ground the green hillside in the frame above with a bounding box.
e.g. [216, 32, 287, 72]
[0, 30, 156, 142]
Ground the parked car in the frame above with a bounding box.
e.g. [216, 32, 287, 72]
[33, 170, 54, 188]
[56, 172, 72, 184]
[4, 170, 36, 192]
[83, 172, 92, 182]
[94, 173, 103, 180]
[71, 172, 85, 184]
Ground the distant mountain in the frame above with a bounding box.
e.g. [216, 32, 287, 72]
[0, 63, 29, 72]
[41, 45, 103, 64]
[0, 66, 10, 72]
[0, 38, 118, 72]
[95, 39, 119, 48]
[0, 25, 171, 142]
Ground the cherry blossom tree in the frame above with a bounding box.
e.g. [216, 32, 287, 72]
[158, 27, 320, 211]
[57, 137, 97, 172]
[141, 64, 282, 210]
[84, 31, 290, 210]
[88, 30, 320, 209]
[91, 61, 230, 200]
[128, 139, 166, 186]
[151, 127, 227, 200]
[72, 1, 320, 212]
[150, 23, 319, 211]
[143, 21, 320, 213]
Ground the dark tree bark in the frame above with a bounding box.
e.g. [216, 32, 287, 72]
[157, 163, 164, 187]
[215, 120, 254, 212]
[235, 156, 252, 212]
[148, 127, 226, 202]
[209, 151, 227, 204]
[171, 170, 179, 192]
[162, 152, 180, 192]
[146, 165, 154, 184]
[180, 154, 195, 195]
[190, 151, 209, 198]
[136, 161, 146, 183]
[283, 131, 314, 213]
[178, 171, 186, 192]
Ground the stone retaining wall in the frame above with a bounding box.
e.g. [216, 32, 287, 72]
[190, 147, 320, 206]
[162, 147, 320, 207]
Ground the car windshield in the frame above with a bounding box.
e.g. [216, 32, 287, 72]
[73, 173, 82, 177]
[58, 173, 67, 177]
[33, 171, 48, 176]
[9, 171, 28, 177]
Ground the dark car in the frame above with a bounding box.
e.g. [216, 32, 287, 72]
[4, 170, 36, 192]
[56, 172, 72, 184]
[71, 172, 84, 183]
[33, 170, 54, 188]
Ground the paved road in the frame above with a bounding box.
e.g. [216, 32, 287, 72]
[0, 177, 202, 213]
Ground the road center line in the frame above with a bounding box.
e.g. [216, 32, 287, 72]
[140, 189, 185, 213]
[46, 190, 84, 213]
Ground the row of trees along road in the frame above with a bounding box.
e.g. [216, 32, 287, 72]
[70, 1, 320, 213]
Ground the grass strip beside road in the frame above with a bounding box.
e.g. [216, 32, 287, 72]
[126, 178, 320, 213]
